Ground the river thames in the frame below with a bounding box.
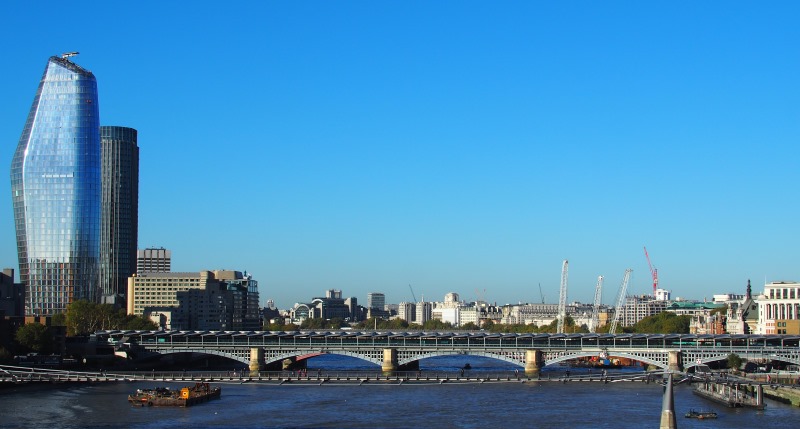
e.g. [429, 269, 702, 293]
[1, 355, 798, 428]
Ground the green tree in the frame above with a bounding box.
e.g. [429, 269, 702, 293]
[460, 322, 480, 331]
[15, 323, 53, 354]
[629, 312, 691, 334]
[727, 353, 743, 371]
[119, 311, 158, 330]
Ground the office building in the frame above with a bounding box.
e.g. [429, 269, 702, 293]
[367, 292, 385, 310]
[137, 247, 171, 273]
[99, 126, 139, 304]
[11, 54, 101, 316]
[127, 270, 260, 330]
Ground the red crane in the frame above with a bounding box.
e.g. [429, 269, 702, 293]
[644, 246, 658, 296]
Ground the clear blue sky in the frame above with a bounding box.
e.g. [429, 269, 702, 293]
[1, 2, 798, 309]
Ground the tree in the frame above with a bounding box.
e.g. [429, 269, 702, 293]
[64, 300, 157, 335]
[629, 312, 691, 334]
[460, 322, 480, 331]
[727, 353, 744, 371]
[15, 323, 53, 354]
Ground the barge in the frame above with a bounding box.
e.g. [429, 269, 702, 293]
[128, 382, 221, 407]
[692, 381, 764, 410]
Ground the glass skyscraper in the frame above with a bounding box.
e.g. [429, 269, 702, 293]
[10, 55, 101, 316]
[99, 126, 139, 302]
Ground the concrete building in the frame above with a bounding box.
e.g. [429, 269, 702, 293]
[397, 302, 416, 323]
[127, 270, 260, 330]
[99, 126, 139, 305]
[620, 295, 669, 327]
[136, 248, 171, 273]
[415, 301, 433, 325]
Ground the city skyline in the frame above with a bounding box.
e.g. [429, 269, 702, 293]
[2, 3, 799, 309]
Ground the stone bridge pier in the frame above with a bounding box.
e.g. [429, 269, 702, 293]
[249, 347, 264, 376]
[525, 349, 543, 375]
[382, 348, 397, 374]
[668, 351, 682, 372]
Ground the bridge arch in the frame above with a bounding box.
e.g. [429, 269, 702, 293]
[263, 350, 382, 367]
[398, 350, 525, 367]
[543, 351, 668, 370]
[150, 348, 250, 365]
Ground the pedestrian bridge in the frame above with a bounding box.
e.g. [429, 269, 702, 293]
[97, 330, 800, 374]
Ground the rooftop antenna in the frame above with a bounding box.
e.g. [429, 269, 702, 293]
[61, 51, 79, 59]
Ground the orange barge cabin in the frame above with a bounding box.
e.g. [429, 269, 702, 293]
[128, 383, 221, 407]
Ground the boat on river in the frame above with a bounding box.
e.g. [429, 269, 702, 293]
[128, 382, 221, 407]
[685, 409, 717, 419]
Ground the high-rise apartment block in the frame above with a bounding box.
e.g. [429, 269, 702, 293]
[11, 55, 101, 316]
[137, 248, 171, 273]
[99, 126, 139, 303]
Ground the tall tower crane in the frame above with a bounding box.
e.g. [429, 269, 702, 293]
[644, 246, 658, 296]
[608, 268, 632, 334]
[556, 260, 569, 334]
[590, 275, 603, 333]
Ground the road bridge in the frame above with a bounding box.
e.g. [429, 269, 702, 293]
[97, 331, 800, 375]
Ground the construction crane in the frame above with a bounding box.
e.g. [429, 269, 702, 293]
[590, 275, 603, 333]
[538, 283, 545, 304]
[644, 246, 658, 296]
[608, 269, 632, 334]
[556, 260, 569, 334]
[408, 284, 417, 303]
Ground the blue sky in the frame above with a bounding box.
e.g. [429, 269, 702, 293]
[1, 2, 798, 309]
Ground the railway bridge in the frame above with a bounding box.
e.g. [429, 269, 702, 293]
[98, 330, 800, 375]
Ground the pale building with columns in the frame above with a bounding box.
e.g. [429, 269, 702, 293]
[758, 280, 800, 334]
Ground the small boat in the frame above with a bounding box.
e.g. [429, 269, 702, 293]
[128, 383, 221, 407]
[685, 409, 718, 419]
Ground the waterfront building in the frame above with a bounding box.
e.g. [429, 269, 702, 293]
[11, 54, 101, 316]
[99, 126, 139, 304]
[136, 247, 171, 273]
[757, 280, 800, 334]
[127, 270, 260, 330]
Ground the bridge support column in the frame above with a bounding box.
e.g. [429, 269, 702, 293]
[382, 348, 398, 374]
[249, 347, 264, 376]
[667, 351, 682, 372]
[524, 349, 543, 376]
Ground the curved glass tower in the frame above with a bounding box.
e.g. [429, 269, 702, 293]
[10, 55, 101, 316]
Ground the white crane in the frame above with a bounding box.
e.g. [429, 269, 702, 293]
[608, 269, 632, 334]
[590, 275, 604, 333]
[556, 260, 569, 334]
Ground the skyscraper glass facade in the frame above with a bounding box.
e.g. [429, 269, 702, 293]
[100, 126, 139, 301]
[10, 56, 101, 316]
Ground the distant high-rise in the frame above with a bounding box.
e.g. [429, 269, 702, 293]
[99, 126, 139, 303]
[367, 292, 385, 310]
[10, 54, 101, 316]
[137, 248, 171, 273]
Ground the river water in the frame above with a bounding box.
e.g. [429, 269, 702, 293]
[1, 355, 797, 428]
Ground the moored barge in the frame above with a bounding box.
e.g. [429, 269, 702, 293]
[128, 382, 221, 407]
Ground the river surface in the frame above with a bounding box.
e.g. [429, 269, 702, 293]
[1, 355, 797, 428]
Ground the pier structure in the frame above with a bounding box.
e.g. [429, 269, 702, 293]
[99, 331, 800, 376]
